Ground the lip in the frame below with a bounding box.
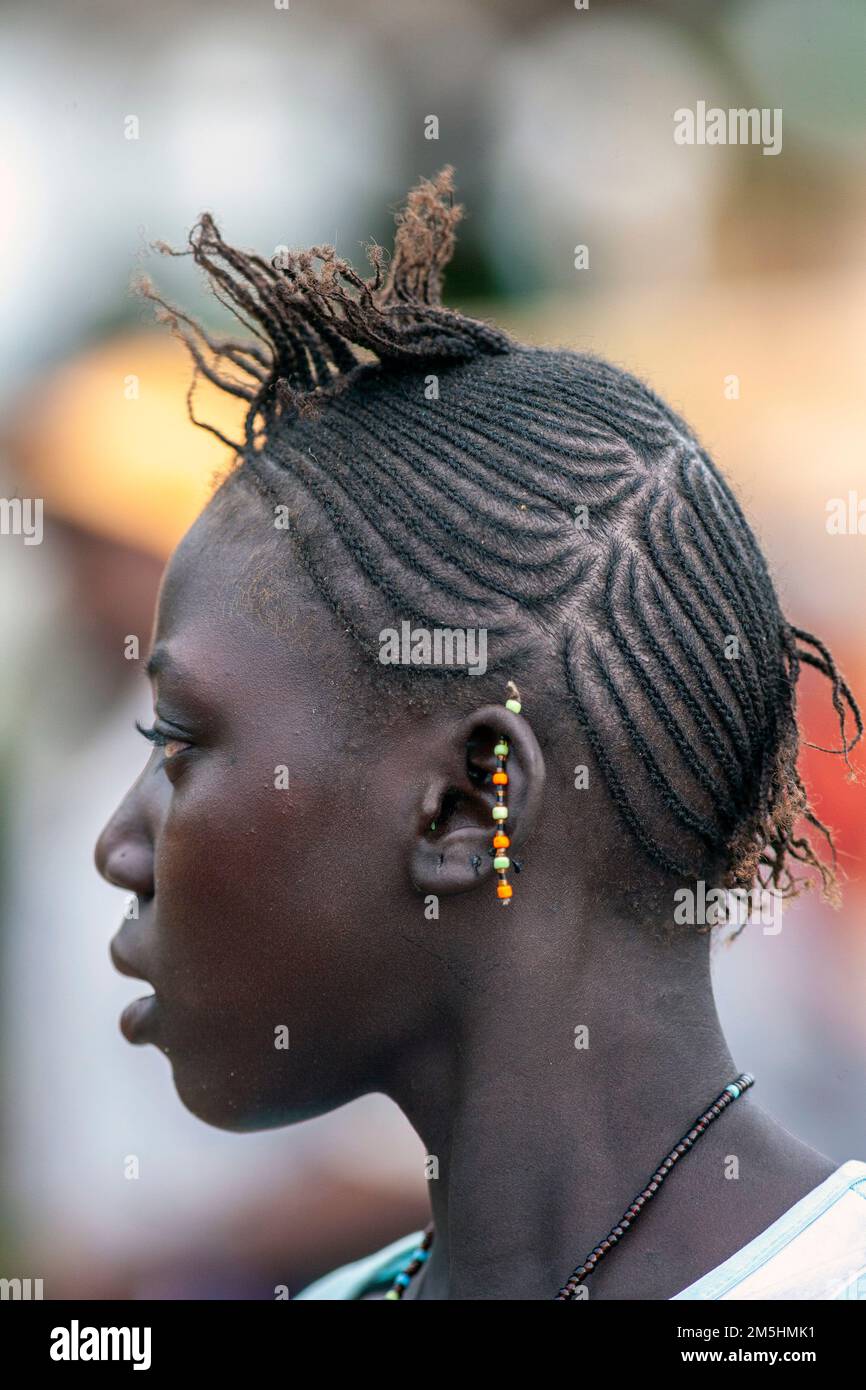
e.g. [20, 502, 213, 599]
[110, 927, 159, 1044]
[110, 929, 151, 982]
[120, 992, 160, 1044]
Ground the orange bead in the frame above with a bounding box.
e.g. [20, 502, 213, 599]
[493, 833, 510, 849]
[497, 882, 513, 899]
[492, 771, 508, 786]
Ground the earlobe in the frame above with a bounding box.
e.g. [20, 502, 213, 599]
[408, 687, 546, 902]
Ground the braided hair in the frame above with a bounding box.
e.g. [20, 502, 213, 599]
[143, 166, 861, 906]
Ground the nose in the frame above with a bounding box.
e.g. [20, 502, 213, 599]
[95, 775, 156, 899]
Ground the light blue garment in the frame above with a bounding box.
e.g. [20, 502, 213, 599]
[296, 1231, 425, 1300]
[296, 1160, 866, 1300]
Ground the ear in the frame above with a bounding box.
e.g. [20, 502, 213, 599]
[409, 703, 546, 898]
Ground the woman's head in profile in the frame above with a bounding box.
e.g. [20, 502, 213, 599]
[95, 168, 860, 1140]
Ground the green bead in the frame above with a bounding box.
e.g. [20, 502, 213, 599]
[384, 1289, 400, 1300]
[505, 698, 522, 714]
[492, 805, 508, 820]
[494, 741, 509, 757]
[493, 855, 510, 870]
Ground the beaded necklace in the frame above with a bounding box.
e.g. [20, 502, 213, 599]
[385, 1072, 754, 1300]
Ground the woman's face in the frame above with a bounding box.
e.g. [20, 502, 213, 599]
[95, 485, 428, 1131]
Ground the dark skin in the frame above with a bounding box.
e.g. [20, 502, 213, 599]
[96, 480, 836, 1300]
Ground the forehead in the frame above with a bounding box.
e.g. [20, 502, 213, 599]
[152, 484, 345, 704]
[160, 485, 267, 621]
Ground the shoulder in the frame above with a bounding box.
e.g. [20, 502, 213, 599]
[294, 1231, 425, 1301]
[674, 1160, 866, 1301]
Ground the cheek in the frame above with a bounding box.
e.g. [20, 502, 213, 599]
[148, 752, 400, 1129]
[151, 749, 387, 1019]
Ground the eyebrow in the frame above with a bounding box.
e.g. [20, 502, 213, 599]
[144, 644, 180, 681]
[144, 643, 212, 725]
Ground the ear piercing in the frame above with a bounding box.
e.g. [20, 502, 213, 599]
[492, 681, 522, 905]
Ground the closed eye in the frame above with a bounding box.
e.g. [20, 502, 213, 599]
[135, 720, 193, 761]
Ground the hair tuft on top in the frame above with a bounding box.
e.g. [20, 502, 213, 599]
[139, 166, 512, 451]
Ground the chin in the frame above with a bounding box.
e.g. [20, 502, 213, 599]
[167, 1057, 348, 1132]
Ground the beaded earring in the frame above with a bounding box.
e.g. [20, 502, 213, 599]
[492, 681, 522, 906]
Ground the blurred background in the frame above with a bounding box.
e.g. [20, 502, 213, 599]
[1, 0, 865, 1298]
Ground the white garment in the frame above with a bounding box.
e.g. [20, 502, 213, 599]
[673, 1159, 866, 1299]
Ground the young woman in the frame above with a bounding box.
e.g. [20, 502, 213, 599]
[97, 169, 866, 1300]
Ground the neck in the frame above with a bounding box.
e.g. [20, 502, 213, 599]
[386, 904, 754, 1300]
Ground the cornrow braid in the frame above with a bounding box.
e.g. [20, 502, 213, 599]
[148, 168, 862, 911]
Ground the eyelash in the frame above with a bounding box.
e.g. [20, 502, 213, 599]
[135, 720, 193, 761]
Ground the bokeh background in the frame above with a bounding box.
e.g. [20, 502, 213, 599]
[1, 0, 865, 1298]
